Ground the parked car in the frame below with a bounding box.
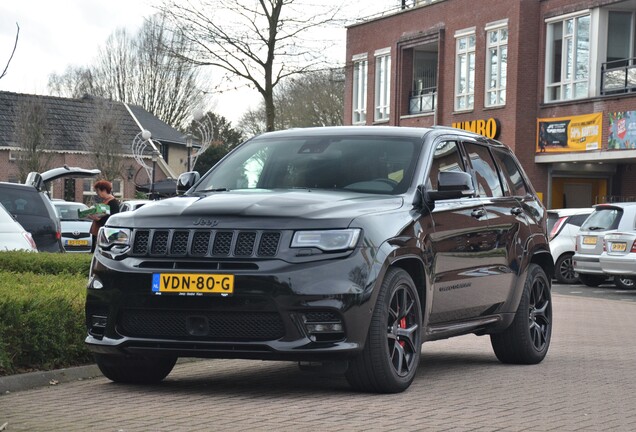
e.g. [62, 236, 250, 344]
[52, 201, 92, 253]
[86, 126, 553, 393]
[0, 166, 99, 252]
[119, 199, 151, 212]
[547, 208, 593, 284]
[573, 202, 636, 289]
[0, 203, 38, 252]
[599, 229, 636, 289]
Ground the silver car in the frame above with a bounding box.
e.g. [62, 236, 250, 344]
[573, 202, 636, 289]
[600, 231, 636, 284]
[0, 203, 38, 252]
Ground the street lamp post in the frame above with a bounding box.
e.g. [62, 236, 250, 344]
[151, 149, 159, 200]
[186, 133, 193, 172]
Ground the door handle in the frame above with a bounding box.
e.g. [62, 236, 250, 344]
[471, 208, 486, 218]
[511, 207, 523, 216]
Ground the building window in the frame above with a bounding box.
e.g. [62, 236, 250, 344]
[545, 13, 590, 102]
[375, 49, 391, 121]
[485, 23, 508, 107]
[352, 55, 368, 124]
[602, 10, 636, 94]
[455, 29, 476, 111]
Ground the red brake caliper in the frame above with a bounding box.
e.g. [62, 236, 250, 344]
[398, 317, 407, 347]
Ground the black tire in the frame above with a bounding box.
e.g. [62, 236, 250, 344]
[490, 264, 552, 364]
[554, 253, 578, 284]
[578, 273, 606, 287]
[614, 276, 636, 290]
[345, 268, 422, 393]
[95, 354, 177, 384]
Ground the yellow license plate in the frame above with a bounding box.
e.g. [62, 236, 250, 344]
[67, 239, 89, 246]
[583, 236, 597, 245]
[152, 273, 234, 296]
[611, 242, 627, 252]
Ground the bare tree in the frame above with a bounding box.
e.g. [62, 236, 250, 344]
[82, 101, 127, 182]
[0, 23, 19, 80]
[48, 66, 100, 99]
[238, 68, 344, 135]
[159, 0, 343, 132]
[13, 98, 54, 181]
[48, 13, 204, 129]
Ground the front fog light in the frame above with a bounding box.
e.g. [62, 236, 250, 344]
[302, 311, 345, 342]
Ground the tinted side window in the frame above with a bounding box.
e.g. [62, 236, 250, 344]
[492, 148, 530, 197]
[463, 142, 503, 198]
[427, 141, 465, 189]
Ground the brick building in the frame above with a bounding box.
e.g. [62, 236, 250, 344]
[345, 0, 636, 208]
[0, 91, 192, 203]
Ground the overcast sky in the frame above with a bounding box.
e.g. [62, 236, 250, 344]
[0, 0, 398, 125]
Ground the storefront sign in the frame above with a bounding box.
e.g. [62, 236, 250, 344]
[608, 111, 636, 150]
[536, 113, 602, 153]
[452, 118, 500, 139]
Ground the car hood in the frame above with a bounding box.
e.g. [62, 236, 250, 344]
[108, 190, 405, 230]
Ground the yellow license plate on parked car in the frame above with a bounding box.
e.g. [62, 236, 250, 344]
[611, 242, 627, 252]
[67, 239, 88, 246]
[583, 236, 597, 245]
[152, 273, 234, 296]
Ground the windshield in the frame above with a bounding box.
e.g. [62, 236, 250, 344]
[54, 203, 89, 221]
[580, 207, 621, 231]
[193, 135, 422, 195]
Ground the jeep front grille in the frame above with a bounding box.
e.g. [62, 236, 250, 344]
[130, 229, 281, 258]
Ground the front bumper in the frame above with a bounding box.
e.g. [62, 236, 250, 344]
[85, 249, 378, 361]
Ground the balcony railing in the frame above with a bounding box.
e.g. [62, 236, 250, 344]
[409, 88, 437, 114]
[601, 57, 636, 95]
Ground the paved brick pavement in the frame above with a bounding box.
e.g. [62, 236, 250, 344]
[1, 294, 636, 431]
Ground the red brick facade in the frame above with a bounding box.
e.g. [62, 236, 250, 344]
[345, 0, 636, 208]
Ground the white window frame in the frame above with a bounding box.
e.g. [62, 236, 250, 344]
[545, 11, 591, 102]
[374, 48, 391, 122]
[352, 53, 368, 124]
[455, 28, 476, 111]
[485, 20, 508, 107]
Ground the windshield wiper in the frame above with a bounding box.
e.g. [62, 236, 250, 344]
[198, 187, 229, 193]
[587, 226, 607, 231]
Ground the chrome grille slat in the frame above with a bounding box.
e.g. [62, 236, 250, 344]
[130, 229, 281, 258]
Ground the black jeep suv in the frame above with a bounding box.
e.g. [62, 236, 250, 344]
[86, 126, 554, 393]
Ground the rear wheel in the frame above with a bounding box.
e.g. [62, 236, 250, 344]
[554, 253, 578, 284]
[614, 276, 636, 290]
[578, 274, 606, 287]
[491, 264, 552, 364]
[95, 354, 177, 384]
[345, 268, 422, 393]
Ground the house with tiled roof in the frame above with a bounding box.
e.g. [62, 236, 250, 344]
[0, 91, 192, 202]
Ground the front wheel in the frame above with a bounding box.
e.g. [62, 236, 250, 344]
[95, 354, 177, 384]
[490, 264, 552, 364]
[345, 268, 422, 393]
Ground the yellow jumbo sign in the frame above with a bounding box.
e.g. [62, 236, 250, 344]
[452, 118, 500, 139]
[536, 113, 603, 153]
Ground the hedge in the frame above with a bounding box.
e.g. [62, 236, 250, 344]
[0, 251, 93, 376]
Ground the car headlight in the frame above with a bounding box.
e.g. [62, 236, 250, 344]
[98, 227, 131, 249]
[291, 229, 361, 251]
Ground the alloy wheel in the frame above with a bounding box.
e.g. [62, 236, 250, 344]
[528, 276, 551, 351]
[386, 285, 419, 377]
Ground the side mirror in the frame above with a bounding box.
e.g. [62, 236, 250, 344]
[427, 171, 476, 201]
[177, 171, 200, 195]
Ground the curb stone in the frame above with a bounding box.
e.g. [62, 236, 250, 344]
[0, 364, 101, 395]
